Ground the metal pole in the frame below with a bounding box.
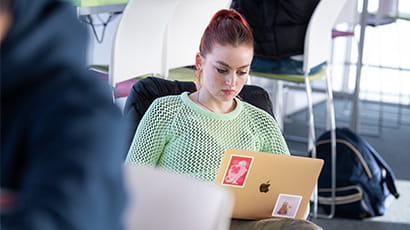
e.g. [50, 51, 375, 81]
[351, 0, 369, 132]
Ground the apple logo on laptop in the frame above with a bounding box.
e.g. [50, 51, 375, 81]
[259, 180, 270, 193]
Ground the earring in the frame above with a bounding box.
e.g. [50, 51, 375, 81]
[196, 69, 202, 89]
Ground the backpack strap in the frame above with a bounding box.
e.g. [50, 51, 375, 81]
[361, 137, 400, 199]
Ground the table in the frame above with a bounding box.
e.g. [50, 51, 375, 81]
[72, 0, 128, 16]
[77, 3, 127, 16]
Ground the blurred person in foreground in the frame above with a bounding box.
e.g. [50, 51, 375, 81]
[0, 0, 127, 229]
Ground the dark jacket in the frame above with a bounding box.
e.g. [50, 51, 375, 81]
[1, 0, 127, 229]
[231, 0, 320, 60]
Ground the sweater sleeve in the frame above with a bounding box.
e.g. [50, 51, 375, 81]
[125, 97, 174, 166]
[253, 108, 291, 156]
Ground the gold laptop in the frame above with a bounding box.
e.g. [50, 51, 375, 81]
[215, 149, 324, 220]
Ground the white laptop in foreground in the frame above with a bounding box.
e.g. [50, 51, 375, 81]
[123, 165, 233, 230]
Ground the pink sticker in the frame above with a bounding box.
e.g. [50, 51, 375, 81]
[222, 155, 253, 187]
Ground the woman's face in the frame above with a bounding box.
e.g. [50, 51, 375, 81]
[197, 43, 253, 102]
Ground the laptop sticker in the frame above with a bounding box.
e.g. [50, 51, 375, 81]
[272, 194, 302, 218]
[221, 155, 254, 188]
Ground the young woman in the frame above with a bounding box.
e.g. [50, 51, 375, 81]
[126, 9, 289, 181]
[126, 9, 321, 229]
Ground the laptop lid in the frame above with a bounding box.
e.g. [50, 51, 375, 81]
[214, 149, 324, 220]
[123, 165, 233, 230]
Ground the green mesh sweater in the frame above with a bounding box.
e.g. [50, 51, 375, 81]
[126, 92, 290, 181]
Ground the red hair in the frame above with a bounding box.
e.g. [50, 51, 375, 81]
[199, 9, 254, 56]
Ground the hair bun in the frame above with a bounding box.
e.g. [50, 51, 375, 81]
[199, 9, 254, 56]
[216, 10, 241, 21]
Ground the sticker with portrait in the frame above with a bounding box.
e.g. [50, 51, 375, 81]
[272, 194, 303, 218]
[221, 155, 254, 188]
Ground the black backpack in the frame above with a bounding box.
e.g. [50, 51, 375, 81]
[314, 128, 400, 219]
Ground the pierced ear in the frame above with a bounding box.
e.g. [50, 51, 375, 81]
[195, 53, 203, 89]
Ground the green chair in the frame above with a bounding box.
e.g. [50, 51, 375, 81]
[250, 0, 349, 219]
